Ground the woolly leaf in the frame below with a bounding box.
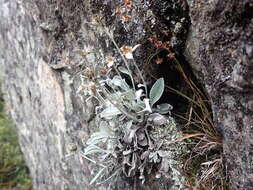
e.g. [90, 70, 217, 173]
[155, 103, 173, 114]
[118, 66, 131, 76]
[112, 76, 123, 86]
[87, 132, 110, 145]
[83, 145, 106, 155]
[90, 167, 106, 185]
[100, 107, 121, 119]
[149, 78, 164, 107]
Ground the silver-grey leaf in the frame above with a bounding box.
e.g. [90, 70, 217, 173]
[149, 78, 165, 107]
[118, 66, 131, 76]
[153, 114, 167, 126]
[112, 76, 123, 86]
[147, 113, 167, 126]
[100, 107, 121, 119]
[87, 133, 109, 145]
[155, 103, 173, 114]
[89, 167, 106, 185]
[83, 145, 107, 155]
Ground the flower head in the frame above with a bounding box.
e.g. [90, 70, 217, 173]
[88, 82, 97, 95]
[167, 53, 175, 60]
[120, 44, 140, 59]
[77, 84, 86, 94]
[121, 15, 132, 23]
[79, 50, 92, 57]
[99, 67, 108, 76]
[105, 56, 115, 67]
[124, 0, 133, 8]
[155, 58, 163, 65]
[76, 82, 97, 96]
[115, 7, 122, 14]
[83, 68, 94, 78]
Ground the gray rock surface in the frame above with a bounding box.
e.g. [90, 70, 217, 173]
[0, 0, 252, 189]
[0, 1, 93, 189]
[185, 0, 253, 189]
[0, 0, 187, 189]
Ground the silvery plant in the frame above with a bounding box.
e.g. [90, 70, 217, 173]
[77, 33, 186, 188]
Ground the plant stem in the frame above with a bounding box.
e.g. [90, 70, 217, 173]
[104, 28, 136, 92]
[132, 59, 147, 95]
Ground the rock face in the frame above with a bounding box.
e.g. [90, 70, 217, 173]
[185, 0, 253, 189]
[0, 0, 252, 190]
[0, 0, 187, 189]
[0, 1, 92, 189]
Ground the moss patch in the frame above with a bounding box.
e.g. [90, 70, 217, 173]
[0, 90, 32, 190]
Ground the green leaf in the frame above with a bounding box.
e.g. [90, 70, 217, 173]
[149, 78, 164, 107]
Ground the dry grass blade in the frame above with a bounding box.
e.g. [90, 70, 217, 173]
[166, 133, 205, 145]
[155, 56, 227, 189]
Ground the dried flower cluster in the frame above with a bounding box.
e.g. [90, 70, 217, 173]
[114, 0, 135, 23]
[148, 34, 176, 65]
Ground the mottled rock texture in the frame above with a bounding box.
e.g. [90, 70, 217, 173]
[0, 0, 188, 189]
[185, 0, 253, 189]
[0, 0, 252, 189]
[0, 1, 91, 189]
